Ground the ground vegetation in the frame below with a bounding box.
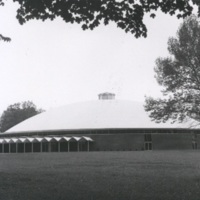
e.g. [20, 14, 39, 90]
[0, 151, 199, 200]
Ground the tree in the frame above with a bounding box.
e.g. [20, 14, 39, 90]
[144, 15, 200, 124]
[0, 101, 44, 132]
[0, 0, 200, 41]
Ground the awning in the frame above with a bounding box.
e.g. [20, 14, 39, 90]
[0, 136, 93, 143]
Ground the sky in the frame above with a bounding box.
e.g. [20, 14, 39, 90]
[0, 2, 183, 114]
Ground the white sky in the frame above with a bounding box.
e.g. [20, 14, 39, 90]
[0, 2, 183, 114]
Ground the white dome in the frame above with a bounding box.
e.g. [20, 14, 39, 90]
[5, 99, 194, 134]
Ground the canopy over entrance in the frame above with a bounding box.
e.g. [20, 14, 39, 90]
[0, 136, 93, 153]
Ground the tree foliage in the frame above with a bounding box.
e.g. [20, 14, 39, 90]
[145, 15, 200, 124]
[0, 0, 200, 40]
[12, 0, 200, 38]
[0, 101, 44, 132]
[0, 34, 11, 42]
[0, 1, 11, 42]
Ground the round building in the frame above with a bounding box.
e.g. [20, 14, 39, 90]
[0, 93, 199, 153]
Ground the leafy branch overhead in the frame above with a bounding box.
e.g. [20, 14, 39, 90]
[0, 0, 11, 42]
[0, 34, 11, 42]
[145, 15, 200, 124]
[4, 0, 200, 38]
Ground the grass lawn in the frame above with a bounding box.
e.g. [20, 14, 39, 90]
[0, 151, 200, 200]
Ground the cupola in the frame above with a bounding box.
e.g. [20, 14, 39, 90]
[98, 92, 115, 100]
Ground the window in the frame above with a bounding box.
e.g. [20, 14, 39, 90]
[192, 141, 197, 150]
[144, 134, 152, 141]
[144, 134, 152, 150]
[192, 134, 197, 150]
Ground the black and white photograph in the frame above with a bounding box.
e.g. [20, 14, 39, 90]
[0, 1, 200, 200]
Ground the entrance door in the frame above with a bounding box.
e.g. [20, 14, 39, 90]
[145, 142, 152, 150]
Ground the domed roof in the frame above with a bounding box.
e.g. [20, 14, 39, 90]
[5, 99, 195, 134]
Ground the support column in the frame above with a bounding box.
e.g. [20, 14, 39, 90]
[40, 142, 42, 152]
[16, 143, 18, 153]
[87, 141, 90, 152]
[9, 143, 11, 153]
[24, 143, 25, 153]
[2, 143, 4, 153]
[31, 143, 33, 153]
[58, 142, 60, 152]
[68, 141, 70, 152]
[77, 141, 79, 152]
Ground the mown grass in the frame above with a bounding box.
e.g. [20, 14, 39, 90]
[0, 151, 200, 200]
